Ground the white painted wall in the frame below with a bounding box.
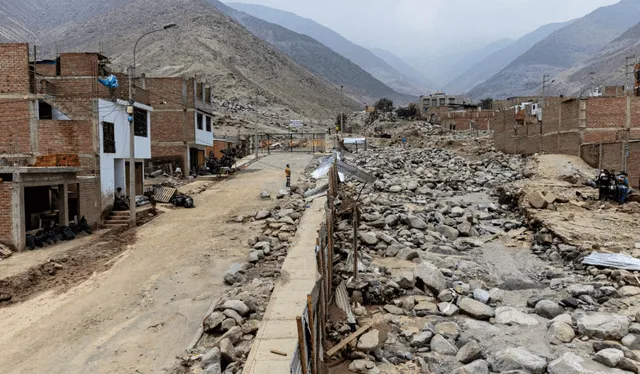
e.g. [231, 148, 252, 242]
[98, 99, 152, 206]
[194, 111, 214, 147]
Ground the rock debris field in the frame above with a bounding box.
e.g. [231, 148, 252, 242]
[324, 128, 640, 374]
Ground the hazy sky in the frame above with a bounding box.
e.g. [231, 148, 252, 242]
[226, 0, 618, 52]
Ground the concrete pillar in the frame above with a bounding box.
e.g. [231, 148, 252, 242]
[11, 172, 25, 251]
[58, 183, 69, 226]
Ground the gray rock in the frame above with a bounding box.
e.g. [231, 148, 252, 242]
[408, 216, 428, 230]
[438, 289, 455, 302]
[472, 289, 490, 304]
[216, 326, 242, 345]
[359, 232, 379, 246]
[219, 318, 236, 332]
[255, 210, 271, 220]
[593, 348, 624, 368]
[458, 297, 495, 320]
[204, 312, 226, 332]
[454, 360, 489, 374]
[389, 185, 403, 193]
[413, 261, 447, 293]
[385, 214, 399, 226]
[260, 191, 270, 199]
[223, 309, 244, 325]
[413, 300, 438, 315]
[548, 352, 631, 374]
[435, 322, 461, 340]
[547, 322, 575, 345]
[528, 191, 548, 209]
[411, 331, 434, 347]
[456, 341, 483, 364]
[534, 300, 565, 319]
[488, 347, 547, 374]
[436, 225, 460, 241]
[457, 222, 473, 237]
[219, 338, 236, 363]
[618, 286, 640, 297]
[397, 271, 416, 289]
[279, 216, 295, 225]
[357, 329, 381, 351]
[567, 284, 594, 297]
[577, 313, 630, 340]
[438, 302, 459, 317]
[547, 314, 572, 327]
[622, 333, 640, 350]
[495, 307, 539, 326]
[201, 347, 221, 369]
[203, 363, 222, 374]
[349, 359, 379, 374]
[223, 263, 245, 285]
[450, 206, 465, 217]
[248, 250, 262, 263]
[384, 305, 405, 315]
[276, 189, 289, 199]
[223, 300, 250, 316]
[377, 232, 395, 244]
[430, 334, 458, 355]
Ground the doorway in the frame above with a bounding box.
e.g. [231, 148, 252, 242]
[125, 161, 144, 196]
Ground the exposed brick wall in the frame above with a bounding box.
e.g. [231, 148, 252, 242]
[627, 142, 640, 188]
[560, 100, 580, 132]
[78, 178, 101, 228]
[0, 100, 31, 154]
[586, 97, 626, 129]
[542, 134, 559, 154]
[0, 182, 13, 246]
[37, 120, 94, 154]
[580, 144, 600, 168]
[583, 129, 624, 144]
[542, 102, 560, 135]
[558, 132, 581, 156]
[145, 78, 185, 109]
[59, 53, 99, 77]
[151, 111, 186, 142]
[601, 143, 623, 173]
[35, 63, 56, 77]
[0, 43, 29, 94]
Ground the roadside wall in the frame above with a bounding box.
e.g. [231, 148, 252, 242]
[0, 182, 14, 246]
[494, 96, 640, 187]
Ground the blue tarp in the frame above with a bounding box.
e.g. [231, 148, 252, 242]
[98, 74, 119, 89]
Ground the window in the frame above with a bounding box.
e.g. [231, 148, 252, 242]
[196, 83, 203, 102]
[197, 113, 203, 130]
[134, 108, 148, 137]
[205, 87, 211, 103]
[38, 100, 53, 120]
[103, 122, 115, 153]
[206, 116, 212, 132]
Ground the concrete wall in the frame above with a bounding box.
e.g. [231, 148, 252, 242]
[0, 182, 14, 246]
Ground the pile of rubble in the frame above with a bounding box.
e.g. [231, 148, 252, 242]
[0, 243, 12, 261]
[175, 181, 315, 374]
[324, 144, 640, 374]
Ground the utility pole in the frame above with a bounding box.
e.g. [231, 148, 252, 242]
[541, 74, 549, 108]
[128, 23, 177, 228]
[340, 85, 344, 134]
[626, 55, 636, 95]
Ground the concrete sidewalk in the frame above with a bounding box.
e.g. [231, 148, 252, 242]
[243, 197, 326, 374]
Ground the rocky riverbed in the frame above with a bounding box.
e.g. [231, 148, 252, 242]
[325, 134, 640, 374]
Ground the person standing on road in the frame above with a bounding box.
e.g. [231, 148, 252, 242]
[617, 172, 630, 204]
[285, 164, 291, 188]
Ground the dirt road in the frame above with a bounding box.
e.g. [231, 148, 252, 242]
[0, 153, 312, 374]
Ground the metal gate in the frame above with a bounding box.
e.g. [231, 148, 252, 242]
[258, 133, 326, 154]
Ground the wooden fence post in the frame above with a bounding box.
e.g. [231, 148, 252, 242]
[296, 316, 308, 374]
[352, 204, 359, 280]
[307, 295, 317, 374]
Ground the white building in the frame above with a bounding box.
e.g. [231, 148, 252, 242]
[98, 99, 152, 209]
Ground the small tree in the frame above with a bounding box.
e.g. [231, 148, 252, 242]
[374, 98, 394, 113]
[396, 104, 418, 119]
[335, 113, 347, 129]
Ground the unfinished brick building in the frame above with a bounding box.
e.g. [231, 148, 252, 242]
[0, 43, 153, 250]
[142, 77, 215, 174]
[494, 96, 640, 187]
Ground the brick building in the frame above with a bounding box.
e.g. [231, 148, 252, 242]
[141, 77, 215, 174]
[0, 43, 152, 250]
[494, 96, 640, 187]
[442, 109, 496, 131]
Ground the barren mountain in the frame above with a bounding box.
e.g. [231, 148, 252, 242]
[552, 21, 640, 96]
[6, 0, 362, 119]
[443, 21, 572, 95]
[227, 2, 433, 96]
[468, 0, 640, 99]
[369, 48, 436, 93]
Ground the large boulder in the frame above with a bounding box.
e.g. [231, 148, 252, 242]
[547, 321, 575, 345]
[408, 216, 428, 230]
[548, 352, 631, 374]
[201, 347, 221, 369]
[204, 312, 226, 332]
[488, 347, 547, 374]
[359, 232, 379, 246]
[436, 225, 460, 241]
[456, 340, 483, 364]
[495, 307, 539, 326]
[534, 300, 565, 319]
[593, 348, 624, 368]
[357, 329, 382, 351]
[454, 360, 489, 374]
[430, 334, 458, 355]
[528, 191, 548, 209]
[413, 261, 447, 293]
[349, 359, 380, 374]
[222, 300, 250, 316]
[458, 297, 495, 320]
[577, 313, 630, 340]
[223, 263, 246, 285]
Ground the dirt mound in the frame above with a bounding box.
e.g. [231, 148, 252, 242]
[532, 154, 596, 183]
[0, 228, 136, 306]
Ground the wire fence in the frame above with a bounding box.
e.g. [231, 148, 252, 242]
[258, 133, 326, 154]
